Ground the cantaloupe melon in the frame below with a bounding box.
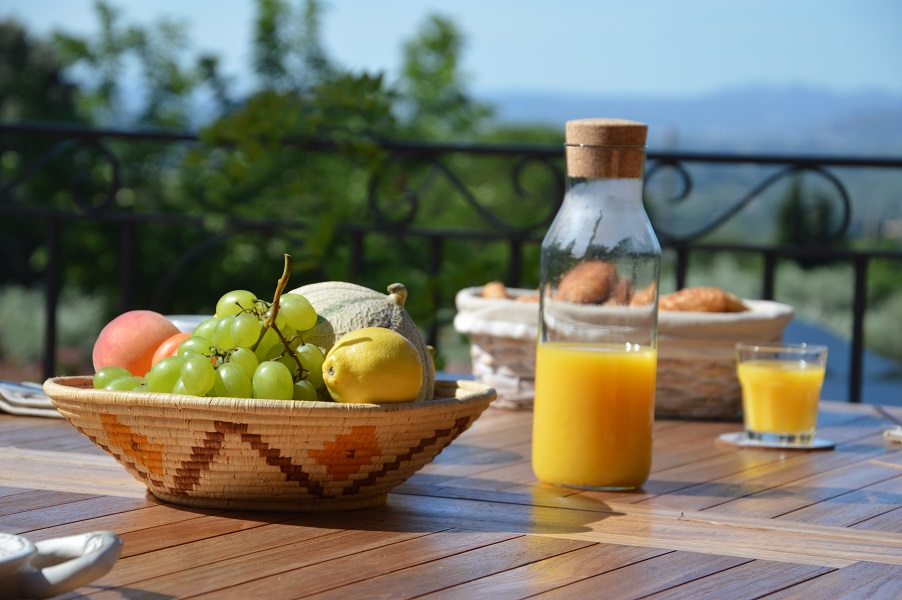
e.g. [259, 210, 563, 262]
[288, 281, 435, 401]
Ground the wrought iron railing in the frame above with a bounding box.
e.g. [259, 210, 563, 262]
[2, 121, 902, 403]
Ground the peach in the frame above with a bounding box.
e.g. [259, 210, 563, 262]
[92, 310, 181, 376]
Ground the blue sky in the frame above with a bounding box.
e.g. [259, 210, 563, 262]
[3, 0, 901, 98]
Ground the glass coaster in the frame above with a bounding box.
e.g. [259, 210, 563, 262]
[718, 432, 835, 450]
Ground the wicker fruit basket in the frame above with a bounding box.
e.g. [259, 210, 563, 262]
[454, 287, 794, 420]
[43, 377, 495, 512]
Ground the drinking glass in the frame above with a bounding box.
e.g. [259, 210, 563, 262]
[735, 342, 828, 445]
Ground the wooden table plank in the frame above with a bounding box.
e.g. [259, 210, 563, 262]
[765, 561, 902, 599]
[415, 542, 672, 599]
[640, 559, 835, 599]
[525, 551, 758, 599]
[22, 503, 227, 544]
[778, 475, 902, 527]
[192, 532, 592, 600]
[114, 510, 319, 557]
[0, 446, 146, 498]
[635, 433, 895, 513]
[852, 506, 902, 533]
[85, 523, 456, 599]
[0, 488, 100, 518]
[701, 449, 902, 520]
[2, 495, 155, 535]
[80, 515, 430, 598]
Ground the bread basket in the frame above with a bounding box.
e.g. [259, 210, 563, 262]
[454, 287, 794, 419]
[43, 377, 495, 511]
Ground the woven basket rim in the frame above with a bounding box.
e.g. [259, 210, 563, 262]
[44, 376, 495, 416]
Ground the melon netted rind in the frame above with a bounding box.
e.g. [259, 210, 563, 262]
[289, 281, 435, 402]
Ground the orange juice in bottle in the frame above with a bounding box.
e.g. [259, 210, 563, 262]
[534, 119, 660, 490]
[533, 343, 656, 488]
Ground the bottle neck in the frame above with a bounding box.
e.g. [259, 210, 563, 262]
[563, 177, 645, 208]
[564, 144, 646, 180]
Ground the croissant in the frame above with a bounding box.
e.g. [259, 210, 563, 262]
[554, 261, 620, 304]
[481, 281, 511, 300]
[630, 282, 656, 306]
[659, 287, 748, 312]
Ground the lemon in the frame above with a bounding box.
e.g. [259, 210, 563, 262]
[322, 327, 424, 404]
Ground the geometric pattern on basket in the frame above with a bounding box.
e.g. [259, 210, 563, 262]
[307, 426, 382, 481]
[80, 413, 472, 500]
[95, 413, 166, 485]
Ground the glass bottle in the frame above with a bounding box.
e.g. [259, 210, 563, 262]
[532, 118, 661, 490]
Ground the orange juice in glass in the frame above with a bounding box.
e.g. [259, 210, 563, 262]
[532, 342, 656, 490]
[736, 342, 827, 445]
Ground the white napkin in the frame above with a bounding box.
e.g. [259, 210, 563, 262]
[0, 380, 62, 418]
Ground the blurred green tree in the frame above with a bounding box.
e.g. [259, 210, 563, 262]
[2, 0, 559, 349]
[395, 15, 493, 139]
[0, 19, 83, 284]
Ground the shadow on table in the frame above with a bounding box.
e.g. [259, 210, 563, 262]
[365, 482, 623, 536]
[425, 442, 525, 466]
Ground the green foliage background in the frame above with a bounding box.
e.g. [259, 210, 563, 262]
[0, 0, 561, 370]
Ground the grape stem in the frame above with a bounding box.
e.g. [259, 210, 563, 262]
[262, 253, 306, 380]
[264, 253, 292, 329]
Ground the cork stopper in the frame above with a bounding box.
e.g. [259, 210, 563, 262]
[565, 118, 648, 179]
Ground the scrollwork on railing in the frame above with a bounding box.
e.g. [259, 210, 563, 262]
[645, 158, 852, 246]
[508, 154, 566, 229]
[366, 148, 564, 234]
[0, 136, 121, 214]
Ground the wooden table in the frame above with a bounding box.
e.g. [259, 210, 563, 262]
[1, 398, 900, 598]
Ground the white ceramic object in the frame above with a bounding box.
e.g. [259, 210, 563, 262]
[165, 314, 210, 333]
[0, 531, 122, 599]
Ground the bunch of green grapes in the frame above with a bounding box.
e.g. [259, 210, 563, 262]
[93, 289, 325, 401]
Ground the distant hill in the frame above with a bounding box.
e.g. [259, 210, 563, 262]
[480, 85, 902, 154]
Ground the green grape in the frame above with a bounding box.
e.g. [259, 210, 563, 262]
[276, 353, 302, 379]
[104, 376, 144, 391]
[231, 312, 262, 347]
[93, 366, 133, 389]
[211, 362, 253, 398]
[254, 327, 281, 361]
[216, 290, 257, 317]
[278, 324, 297, 339]
[147, 355, 184, 393]
[172, 379, 190, 395]
[264, 341, 285, 361]
[227, 347, 258, 377]
[213, 314, 237, 348]
[133, 383, 150, 393]
[278, 294, 317, 331]
[193, 317, 220, 341]
[263, 308, 289, 331]
[181, 353, 216, 395]
[296, 343, 326, 389]
[252, 361, 294, 400]
[292, 379, 318, 401]
[178, 335, 214, 357]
